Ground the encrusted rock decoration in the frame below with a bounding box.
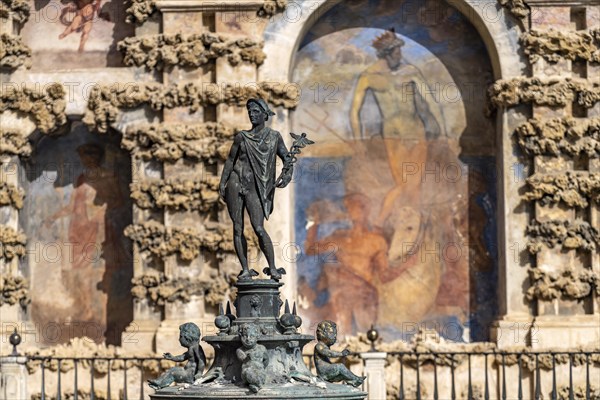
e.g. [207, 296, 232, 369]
[526, 219, 600, 254]
[524, 172, 600, 208]
[0, 226, 26, 261]
[515, 117, 600, 157]
[83, 82, 299, 133]
[131, 272, 233, 306]
[122, 122, 237, 163]
[118, 33, 266, 70]
[488, 77, 600, 109]
[496, 349, 600, 371]
[125, 0, 156, 24]
[125, 222, 205, 261]
[498, 0, 529, 21]
[31, 390, 110, 400]
[0, 129, 31, 157]
[0, 33, 31, 69]
[124, 221, 256, 261]
[0, 83, 67, 134]
[521, 29, 600, 63]
[258, 0, 287, 17]
[124, 0, 287, 21]
[0, 181, 25, 209]
[131, 177, 220, 212]
[0, 0, 30, 24]
[0, 273, 30, 306]
[555, 385, 600, 400]
[526, 267, 599, 301]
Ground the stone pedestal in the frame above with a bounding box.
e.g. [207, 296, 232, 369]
[0, 356, 28, 400]
[232, 279, 284, 333]
[490, 315, 535, 348]
[361, 352, 386, 400]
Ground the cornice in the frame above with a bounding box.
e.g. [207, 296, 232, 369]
[154, 0, 265, 12]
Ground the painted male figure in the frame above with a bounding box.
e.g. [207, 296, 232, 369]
[350, 29, 448, 226]
[219, 99, 293, 280]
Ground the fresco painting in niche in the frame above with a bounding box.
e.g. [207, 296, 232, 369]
[21, 122, 133, 345]
[20, 0, 134, 69]
[293, 0, 497, 341]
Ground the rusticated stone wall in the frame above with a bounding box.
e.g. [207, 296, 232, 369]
[0, 0, 295, 353]
[1, 0, 600, 399]
[496, 0, 600, 348]
[0, 0, 598, 366]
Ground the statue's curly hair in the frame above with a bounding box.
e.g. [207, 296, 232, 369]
[316, 320, 337, 342]
[179, 322, 201, 342]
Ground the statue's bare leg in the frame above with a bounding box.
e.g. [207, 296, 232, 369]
[339, 366, 365, 387]
[225, 174, 254, 280]
[246, 186, 284, 280]
[148, 370, 175, 389]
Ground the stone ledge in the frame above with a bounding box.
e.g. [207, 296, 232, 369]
[531, 315, 600, 349]
[155, 0, 265, 12]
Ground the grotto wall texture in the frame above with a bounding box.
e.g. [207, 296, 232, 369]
[0, 0, 598, 365]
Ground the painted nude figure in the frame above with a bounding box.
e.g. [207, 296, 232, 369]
[350, 28, 448, 226]
[236, 323, 269, 393]
[314, 320, 365, 387]
[219, 99, 294, 281]
[58, 0, 102, 52]
[148, 323, 206, 390]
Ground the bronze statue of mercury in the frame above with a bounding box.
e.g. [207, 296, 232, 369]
[219, 99, 301, 281]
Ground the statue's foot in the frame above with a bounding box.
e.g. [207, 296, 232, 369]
[350, 376, 366, 388]
[238, 269, 259, 281]
[194, 367, 224, 385]
[147, 380, 161, 390]
[263, 267, 286, 281]
[249, 384, 260, 393]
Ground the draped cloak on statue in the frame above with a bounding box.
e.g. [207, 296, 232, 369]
[239, 127, 280, 219]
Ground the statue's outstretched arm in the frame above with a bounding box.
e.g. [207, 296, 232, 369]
[316, 343, 346, 358]
[164, 351, 188, 362]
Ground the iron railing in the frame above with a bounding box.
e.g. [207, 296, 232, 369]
[6, 350, 599, 400]
[384, 350, 599, 400]
[28, 356, 214, 400]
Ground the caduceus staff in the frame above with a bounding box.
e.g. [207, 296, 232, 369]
[274, 132, 315, 190]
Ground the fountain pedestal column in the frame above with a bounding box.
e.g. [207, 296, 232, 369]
[149, 279, 367, 400]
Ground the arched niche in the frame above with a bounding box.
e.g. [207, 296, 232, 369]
[260, 0, 528, 342]
[19, 119, 134, 346]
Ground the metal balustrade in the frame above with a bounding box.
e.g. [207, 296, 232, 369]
[31, 356, 188, 400]
[2, 348, 599, 400]
[381, 351, 599, 400]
